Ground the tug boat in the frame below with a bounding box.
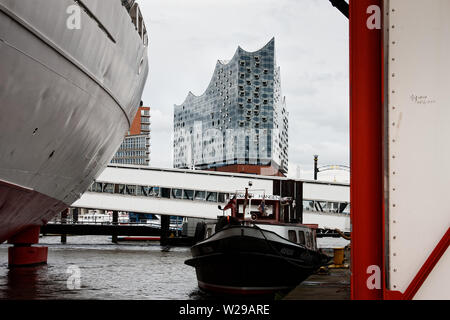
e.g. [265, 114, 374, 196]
[185, 187, 330, 295]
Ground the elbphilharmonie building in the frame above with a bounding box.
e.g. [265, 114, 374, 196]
[173, 38, 288, 176]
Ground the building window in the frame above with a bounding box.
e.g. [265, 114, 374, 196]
[183, 190, 194, 200]
[161, 188, 171, 198]
[149, 187, 159, 197]
[102, 183, 114, 194]
[194, 191, 206, 201]
[171, 189, 183, 199]
[206, 192, 217, 202]
[126, 185, 136, 195]
[137, 186, 149, 196]
[116, 184, 126, 194]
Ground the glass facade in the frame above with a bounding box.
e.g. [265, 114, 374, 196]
[88, 182, 228, 205]
[173, 38, 289, 173]
[111, 134, 150, 166]
[87, 182, 350, 216]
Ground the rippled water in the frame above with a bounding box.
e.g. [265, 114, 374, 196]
[0, 235, 348, 300]
[0, 236, 202, 300]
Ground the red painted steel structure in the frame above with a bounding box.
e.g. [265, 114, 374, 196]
[400, 228, 450, 299]
[349, 0, 384, 300]
[349, 0, 449, 300]
[7, 226, 48, 267]
[384, 228, 450, 300]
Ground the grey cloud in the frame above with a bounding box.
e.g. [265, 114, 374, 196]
[138, 0, 349, 181]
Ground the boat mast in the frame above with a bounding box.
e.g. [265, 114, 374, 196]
[243, 187, 248, 219]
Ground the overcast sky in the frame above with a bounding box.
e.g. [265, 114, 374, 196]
[138, 0, 350, 182]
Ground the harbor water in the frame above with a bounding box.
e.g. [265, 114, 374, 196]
[0, 236, 200, 300]
[0, 236, 349, 300]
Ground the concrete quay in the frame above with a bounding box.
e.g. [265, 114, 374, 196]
[284, 248, 351, 300]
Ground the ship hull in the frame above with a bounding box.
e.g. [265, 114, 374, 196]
[185, 226, 330, 295]
[187, 251, 314, 295]
[0, 0, 149, 243]
[0, 180, 66, 243]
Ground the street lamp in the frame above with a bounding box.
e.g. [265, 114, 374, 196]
[314, 155, 319, 181]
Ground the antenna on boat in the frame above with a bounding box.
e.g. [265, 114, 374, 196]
[218, 205, 225, 217]
[243, 187, 249, 220]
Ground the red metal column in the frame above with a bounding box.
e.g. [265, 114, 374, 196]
[7, 226, 48, 267]
[349, 0, 384, 300]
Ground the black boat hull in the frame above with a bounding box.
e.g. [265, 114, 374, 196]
[185, 226, 329, 295]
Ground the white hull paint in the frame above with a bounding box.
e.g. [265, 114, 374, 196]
[0, 0, 148, 242]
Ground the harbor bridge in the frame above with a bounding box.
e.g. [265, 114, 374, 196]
[65, 165, 350, 231]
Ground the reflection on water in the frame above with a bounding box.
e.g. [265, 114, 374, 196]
[0, 235, 347, 300]
[0, 236, 199, 300]
[4, 266, 46, 299]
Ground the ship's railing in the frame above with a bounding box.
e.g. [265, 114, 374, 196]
[121, 0, 136, 11]
[122, 0, 148, 46]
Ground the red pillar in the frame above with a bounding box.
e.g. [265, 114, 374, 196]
[349, 0, 384, 300]
[7, 226, 48, 268]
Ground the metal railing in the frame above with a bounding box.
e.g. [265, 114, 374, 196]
[122, 1, 148, 46]
[49, 218, 182, 230]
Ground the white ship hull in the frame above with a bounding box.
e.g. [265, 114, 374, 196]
[0, 0, 149, 242]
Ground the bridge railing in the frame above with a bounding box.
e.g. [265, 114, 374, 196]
[48, 219, 182, 230]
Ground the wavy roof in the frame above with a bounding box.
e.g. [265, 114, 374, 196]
[175, 37, 275, 107]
